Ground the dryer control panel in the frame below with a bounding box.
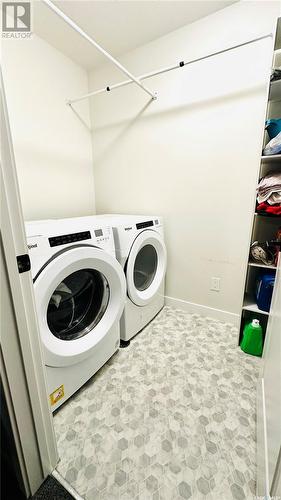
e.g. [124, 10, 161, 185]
[136, 220, 153, 230]
[136, 219, 159, 230]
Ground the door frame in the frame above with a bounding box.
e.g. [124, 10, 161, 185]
[1, 69, 58, 496]
[256, 251, 281, 498]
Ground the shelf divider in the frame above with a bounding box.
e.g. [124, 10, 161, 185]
[242, 294, 269, 316]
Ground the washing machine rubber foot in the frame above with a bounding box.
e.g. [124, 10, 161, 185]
[120, 339, 130, 348]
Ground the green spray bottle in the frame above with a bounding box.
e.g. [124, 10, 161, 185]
[240, 319, 263, 357]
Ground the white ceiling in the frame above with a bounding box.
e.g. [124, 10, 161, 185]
[33, 1, 236, 70]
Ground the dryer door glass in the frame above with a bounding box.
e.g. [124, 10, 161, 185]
[47, 269, 109, 340]
[133, 244, 158, 291]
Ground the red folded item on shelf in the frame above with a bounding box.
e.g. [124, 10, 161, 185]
[256, 202, 281, 215]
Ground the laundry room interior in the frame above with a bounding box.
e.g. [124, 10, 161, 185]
[1, 1, 281, 500]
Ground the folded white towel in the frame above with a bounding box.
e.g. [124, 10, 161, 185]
[257, 172, 281, 204]
[267, 191, 281, 205]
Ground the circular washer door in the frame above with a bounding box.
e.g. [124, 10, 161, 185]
[126, 230, 167, 306]
[34, 246, 126, 367]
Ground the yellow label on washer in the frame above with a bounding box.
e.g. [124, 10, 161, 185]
[50, 385, 64, 406]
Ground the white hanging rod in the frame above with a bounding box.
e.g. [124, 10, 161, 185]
[42, 0, 157, 100]
[68, 33, 272, 105]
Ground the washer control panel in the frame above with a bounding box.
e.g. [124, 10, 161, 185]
[95, 226, 111, 244]
[49, 231, 91, 247]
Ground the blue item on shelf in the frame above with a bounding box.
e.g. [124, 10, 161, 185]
[255, 271, 275, 312]
[265, 118, 281, 139]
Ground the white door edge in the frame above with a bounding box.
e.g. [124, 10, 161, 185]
[257, 252, 281, 497]
[261, 377, 270, 499]
[1, 69, 58, 494]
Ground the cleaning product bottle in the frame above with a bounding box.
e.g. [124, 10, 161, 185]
[240, 319, 263, 357]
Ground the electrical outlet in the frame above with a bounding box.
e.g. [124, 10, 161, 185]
[211, 277, 220, 292]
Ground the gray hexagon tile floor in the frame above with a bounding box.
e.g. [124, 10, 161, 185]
[53, 306, 261, 500]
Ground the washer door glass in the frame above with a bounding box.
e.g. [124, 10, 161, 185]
[47, 269, 109, 340]
[133, 244, 158, 291]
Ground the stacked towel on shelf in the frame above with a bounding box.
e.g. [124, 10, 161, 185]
[257, 172, 281, 205]
[256, 172, 281, 215]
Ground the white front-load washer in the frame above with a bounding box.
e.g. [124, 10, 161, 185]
[96, 215, 167, 345]
[25, 216, 126, 410]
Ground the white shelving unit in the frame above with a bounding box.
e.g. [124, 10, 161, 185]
[242, 294, 269, 316]
[239, 36, 281, 349]
[269, 79, 281, 102]
[248, 262, 277, 270]
[261, 154, 281, 162]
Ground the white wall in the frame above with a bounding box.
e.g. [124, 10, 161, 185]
[2, 33, 95, 220]
[89, 1, 279, 321]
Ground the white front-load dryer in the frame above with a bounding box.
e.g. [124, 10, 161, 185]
[96, 215, 167, 345]
[25, 216, 126, 410]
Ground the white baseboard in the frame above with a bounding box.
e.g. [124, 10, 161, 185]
[165, 295, 240, 326]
